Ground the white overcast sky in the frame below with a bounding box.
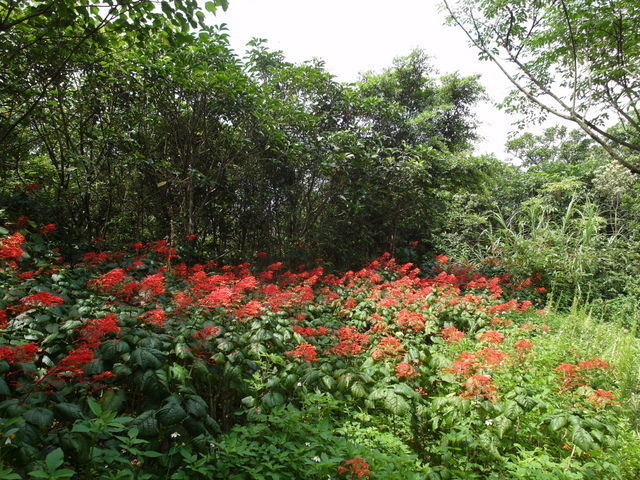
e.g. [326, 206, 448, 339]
[211, 0, 525, 159]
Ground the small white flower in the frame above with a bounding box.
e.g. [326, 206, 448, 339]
[305, 442, 311, 447]
[171, 432, 181, 438]
[311, 456, 321, 463]
[485, 419, 493, 426]
[297, 382, 303, 387]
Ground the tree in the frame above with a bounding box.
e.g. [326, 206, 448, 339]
[0, 0, 227, 148]
[443, 0, 640, 173]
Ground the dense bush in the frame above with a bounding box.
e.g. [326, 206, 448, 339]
[0, 224, 638, 479]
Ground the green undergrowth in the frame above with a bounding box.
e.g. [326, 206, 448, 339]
[0, 226, 638, 479]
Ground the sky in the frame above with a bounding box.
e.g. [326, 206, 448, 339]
[210, 0, 523, 160]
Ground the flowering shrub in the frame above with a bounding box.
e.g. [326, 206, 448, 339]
[0, 227, 635, 479]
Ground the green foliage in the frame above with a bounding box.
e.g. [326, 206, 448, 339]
[0, 227, 637, 479]
[443, 0, 640, 173]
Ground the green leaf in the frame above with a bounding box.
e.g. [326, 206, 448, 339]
[572, 427, 595, 452]
[185, 397, 208, 418]
[205, 1, 217, 13]
[0, 377, 11, 395]
[156, 402, 187, 427]
[262, 391, 284, 408]
[54, 403, 85, 422]
[98, 388, 127, 413]
[141, 369, 170, 400]
[494, 416, 512, 438]
[321, 375, 335, 390]
[131, 348, 164, 369]
[59, 431, 91, 465]
[24, 407, 54, 427]
[383, 392, 410, 415]
[549, 415, 567, 431]
[45, 448, 64, 472]
[132, 411, 159, 439]
[350, 381, 367, 398]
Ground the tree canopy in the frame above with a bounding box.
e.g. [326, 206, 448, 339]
[443, 0, 640, 173]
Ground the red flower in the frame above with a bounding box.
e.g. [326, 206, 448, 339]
[286, 342, 318, 363]
[395, 361, 419, 378]
[478, 330, 505, 344]
[440, 326, 465, 343]
[55, 347, 94, 372]
[19, 291, 64, 309]
[234, 300, 264, 320]
[293, 326, 328, 338]
[460, 374, 498, 402]
[0, 232, 26, 261]
[577, 358, 612, 371]
[371, 335, 405, 360]
[0, 342, 39, 364]
[556, 363, 585, 392]
[586, 389, 619, 408]
[434, 254, 448, 265]
[396, 309, 426, 331]
[139, 273, 165, 298]
[40, 223, 56, 235]
[88, 268, 127, 292]
[330, 327, 369, 356]
[337, 457, 371, 479]
[193, 325, 221, 340]
[139, 309, 166, 327]
[78, 314, 121, 349]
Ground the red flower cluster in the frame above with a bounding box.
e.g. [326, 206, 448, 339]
[371, 335, 405, 360]
[337, 457, 371, 479]
[396, 308, 427, 331]
[78, 314, 121, 349]
[286, 342, 317, 363]
[19, 291, 64, 309]
[88, 268, 126, 292]
[586, 389, 619, 408]
[139, 273, 165, 299]
[293, 326, 328, 337]
[193, 325, 221, 340]
[139, 308, 166, 327]
[478, 330, 504, 344]
[556, 358, 612, 393]
[513, 339, 535, 363]
[440, 326, 465, 343]
[395, 361, 419, 378]
[460, 374, 498, 402]
[0, 232, 26, 262]
[330, 327, 369, 356]
[40, 224, 56, 235]
[0, 342, 39, 364]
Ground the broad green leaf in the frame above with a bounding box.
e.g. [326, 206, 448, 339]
[156, 402, 187, 426]
[132, 411, 160, 439]
[350, 382, 367, 398]
[262, 391, 284, 408]
[54, 403, 84, 422]
[572, 426, 595, 452]
[549, 415, 567, 431]
[0, 378, 11, 396]
[383, 392, 410, 415]
[59, 432, 91, 466]
[185, 397, 208, 418]
[23, 407, 54, 427]
[98, 388, 126, 413]
[45, 448, 64, 472]
[140, 369, 170, 400]
[131, 348, 164, 369]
